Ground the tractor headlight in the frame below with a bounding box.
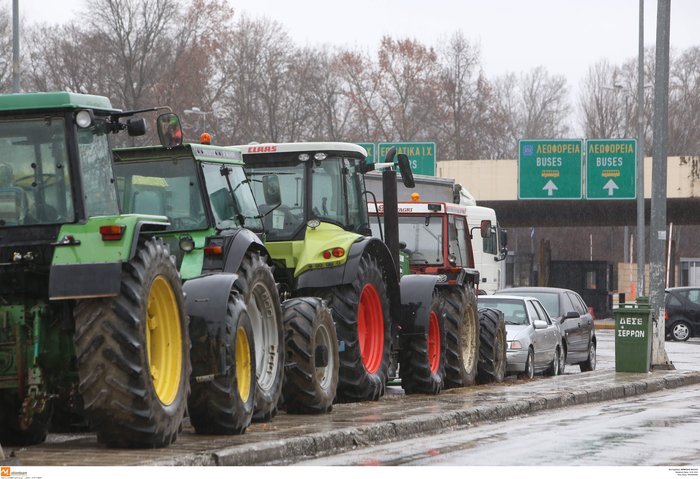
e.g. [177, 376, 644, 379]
[75, 110, 94, 128]
[179, 235, 195, 253]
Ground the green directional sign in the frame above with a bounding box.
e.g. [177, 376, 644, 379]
[586, 139, 636, 199]
[518, 139, 583, 199]
[378, 142, 436, 176]
[357, 143, 375, 163]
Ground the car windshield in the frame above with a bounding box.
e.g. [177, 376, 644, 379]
[521, 292, 560, 316]
[479, 298, 528, 325]
[0, 115, 75, 226]
[201, 163, 263, 231]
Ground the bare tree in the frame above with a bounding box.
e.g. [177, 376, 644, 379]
[0, 9, 15, 91]
[375, 36, 441, 141]
[579, 60, 625, 138]
[668, 46, 700, 155]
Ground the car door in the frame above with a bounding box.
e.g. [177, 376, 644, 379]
[571, 291, 594, 355]
[532, 300, 558, 365]
[560, 291, 584, 361]
[526, 299, 552, 368]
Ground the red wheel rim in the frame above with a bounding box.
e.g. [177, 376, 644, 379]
[427, 311, 440, 373]
[357, 283, 384, 374]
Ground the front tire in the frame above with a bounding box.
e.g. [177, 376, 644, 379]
[442, 287, 479, 388]
[476, 307, 507, 384]
[318, 255, 391, 402]
[236, 251, 284, 422]
[399, 291, 446, 394]
[188, 291, 256, 434]
[281, 297, 339, 414]
[74, 237, 190, 448]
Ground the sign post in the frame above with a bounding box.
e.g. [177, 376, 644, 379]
[586, 139, 636, 199]
[518, 139, 583, 199]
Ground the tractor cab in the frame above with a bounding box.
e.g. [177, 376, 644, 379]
[239, 142, 370, 242]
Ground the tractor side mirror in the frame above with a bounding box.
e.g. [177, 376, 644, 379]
[126, 118, 147, 137]
[262, 175, 281, 206]
[397, 153, 415, 188]
[157, 113, 183, 149]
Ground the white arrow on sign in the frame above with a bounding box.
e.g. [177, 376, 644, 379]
[543, 180, 558, 196]
[603, 179, 619, 196]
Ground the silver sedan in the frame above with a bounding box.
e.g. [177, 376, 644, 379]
[478, 295, 563, 379]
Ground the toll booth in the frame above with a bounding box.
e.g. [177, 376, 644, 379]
[549, 260, 613, 318]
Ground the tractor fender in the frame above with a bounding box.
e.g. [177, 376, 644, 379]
[398, 274, 440, 335]
[458, 267, 480, 287]
[295, 237, 401, 323]
[183, 273, 241, 378]
[221, 228, 267, 273]
[129, 221, 169, 260]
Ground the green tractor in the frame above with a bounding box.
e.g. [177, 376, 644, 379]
[240, 142, 460, 401]
[0, 92, 191, 448]
[112, 143, 322, 420]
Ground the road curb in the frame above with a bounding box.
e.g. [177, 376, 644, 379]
[147, 370, 700, 466]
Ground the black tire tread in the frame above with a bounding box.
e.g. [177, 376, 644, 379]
[281, 297, 339, 414]
[314, 255, 391, 402]
[476, 307, 507, 384]
[399, 292, 445, 395]
[188, 291, 256, 435]
[236, 250, 284, 422]
[442, 287, 479, 388]
[73, 237, 190, 448]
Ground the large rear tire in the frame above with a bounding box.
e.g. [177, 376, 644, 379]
[0, 392, 53, 446]
[399, 291, 446, 394]
[476, 307, 507, 384]
[317, 255, 391, 402]
[236, 250, 284, 422]
[281, 297, 339, 414]
[74, 237, 190, 448]
[442, 287, 479, 388]
[188, 291, 256, 434]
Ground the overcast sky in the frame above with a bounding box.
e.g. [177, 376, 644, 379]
[18, 0, 700, 93]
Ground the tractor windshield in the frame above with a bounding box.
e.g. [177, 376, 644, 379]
[200, 163, 263, 232]
[0, 116, 75, 226]
[371, 215, 444, 265]
[245, 154, 368, 241]
[114, 158, 208, 232]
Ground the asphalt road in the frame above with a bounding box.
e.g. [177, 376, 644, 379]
[294, 331, 700, 466]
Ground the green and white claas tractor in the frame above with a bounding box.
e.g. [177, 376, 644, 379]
[241, 142, 456, 401]
[0, 92, 193, 448]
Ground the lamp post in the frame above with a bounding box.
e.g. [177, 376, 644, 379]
[183, 107, 213, 137]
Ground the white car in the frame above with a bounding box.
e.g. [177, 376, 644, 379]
[478, 295, 563, 379]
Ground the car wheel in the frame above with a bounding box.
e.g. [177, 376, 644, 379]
[545, 347, 560, 376]
[579, 341, 596, 372]
[518, 349, 535, 380]
[558, 345, 566, 374]
[671, 321, 691, 342]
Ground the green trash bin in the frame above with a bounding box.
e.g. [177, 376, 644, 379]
[614, 296, 652, 373]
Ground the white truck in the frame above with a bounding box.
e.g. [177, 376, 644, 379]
[364, 172, 507, 294]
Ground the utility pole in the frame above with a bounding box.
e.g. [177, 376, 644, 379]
[649, 0, 672, 368]
[12, 0, 20, 93]
[636, 0, 645, 298]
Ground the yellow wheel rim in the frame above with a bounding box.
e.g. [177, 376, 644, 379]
[235, 325, 252, 403]
[145, 275, 183, 405]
